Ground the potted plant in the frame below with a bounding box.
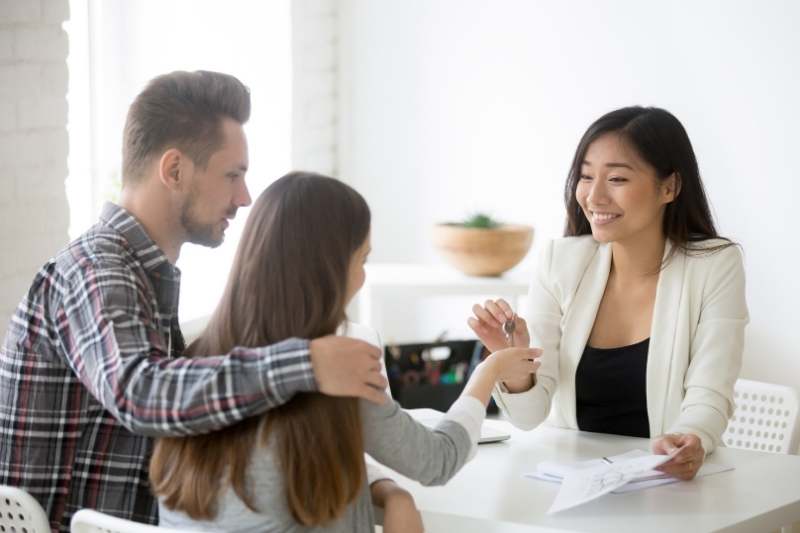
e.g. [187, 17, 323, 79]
[432, 213, 533, 276]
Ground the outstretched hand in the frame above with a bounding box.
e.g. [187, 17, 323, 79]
[483, 346, 542, 383]
[463, 347, 541, 405]
[310, 335, 388, 404]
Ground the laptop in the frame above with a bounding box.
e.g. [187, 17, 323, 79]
[407, 407, 511, 444]
[341, 323, 510, 444]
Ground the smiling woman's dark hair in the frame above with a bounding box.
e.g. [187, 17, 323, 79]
[564, 106, 733, 258]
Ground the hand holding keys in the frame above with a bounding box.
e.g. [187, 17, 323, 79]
[468, 298, 540, 392]
[468, 298, 530, 353]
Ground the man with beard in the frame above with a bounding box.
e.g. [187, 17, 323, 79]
[0, 70, 387, 531]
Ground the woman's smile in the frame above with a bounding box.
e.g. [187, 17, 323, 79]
[589, 211, 622, 225]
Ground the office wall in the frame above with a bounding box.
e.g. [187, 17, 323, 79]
[292, 0, 339, 175]
[0, 0, 70, 329]
[337, 1, 800, 390]
[2, 0, 797, 396]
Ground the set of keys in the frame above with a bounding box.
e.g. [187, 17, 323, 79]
[503, 313, 517, 347]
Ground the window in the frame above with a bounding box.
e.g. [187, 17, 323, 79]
[66, 0, 293, 324]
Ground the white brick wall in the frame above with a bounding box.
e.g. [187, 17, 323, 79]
[291, 0, 339, 176]
[0, 0, 70, 329]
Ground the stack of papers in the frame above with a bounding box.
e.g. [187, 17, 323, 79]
[524, 450, 734, 514]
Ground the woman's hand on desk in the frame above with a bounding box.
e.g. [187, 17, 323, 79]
[652, 433, 705, 480]
[468, 298, 530, 352]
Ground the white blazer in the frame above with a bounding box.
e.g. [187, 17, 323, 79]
[493, 236, 748, 454]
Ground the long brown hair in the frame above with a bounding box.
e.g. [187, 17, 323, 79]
[150, 171, 371, 525]
[564, 106, 734, 260]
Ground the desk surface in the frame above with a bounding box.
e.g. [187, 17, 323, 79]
[391, 422, 800, 533]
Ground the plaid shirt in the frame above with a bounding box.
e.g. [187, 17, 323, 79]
[0, 203, 317, 531]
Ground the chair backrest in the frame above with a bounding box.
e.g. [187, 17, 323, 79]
[71, 509, 196, 533]
[723, 378, 800, 454]
[0, 486, 51, 533]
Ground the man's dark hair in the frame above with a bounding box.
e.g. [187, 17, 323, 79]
[122, 70, 251, 184]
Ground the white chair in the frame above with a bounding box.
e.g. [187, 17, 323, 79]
[71, 509, 197, 533]
[0, 485, 51, 532]
[723, 378, 800, 454]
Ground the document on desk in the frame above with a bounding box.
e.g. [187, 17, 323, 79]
[544, 453, 672, 514]
[525, 450, 734, 514]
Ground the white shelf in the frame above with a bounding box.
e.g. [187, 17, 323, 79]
[355, 263, 530, 342]
[364, 263, 529, 292]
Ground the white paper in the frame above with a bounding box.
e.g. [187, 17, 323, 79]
[546, 453, 673, 514]
[535, 450, 653, 480]
[610, 462, 733, 493]
[526, 449, 734, 495]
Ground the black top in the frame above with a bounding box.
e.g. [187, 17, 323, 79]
[575, 338, 650, 438]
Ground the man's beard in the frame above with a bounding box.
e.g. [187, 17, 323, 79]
[180, 188, 226, 248]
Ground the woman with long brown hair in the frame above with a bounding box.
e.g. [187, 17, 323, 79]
[470, 106, 748, 481]
[150, 172, 539, 532]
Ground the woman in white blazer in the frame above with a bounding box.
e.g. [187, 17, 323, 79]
[469, 106, 747, 480]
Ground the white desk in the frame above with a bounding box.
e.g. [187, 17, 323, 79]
[356, 263, 529, 342]
[391, 423, 800, 532]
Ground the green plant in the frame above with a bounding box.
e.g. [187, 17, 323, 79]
[460, 212, 500, 229]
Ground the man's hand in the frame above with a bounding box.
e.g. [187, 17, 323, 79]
[310, 335, 388, 404]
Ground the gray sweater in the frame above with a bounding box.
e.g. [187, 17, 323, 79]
[158, 396, 484, 532]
